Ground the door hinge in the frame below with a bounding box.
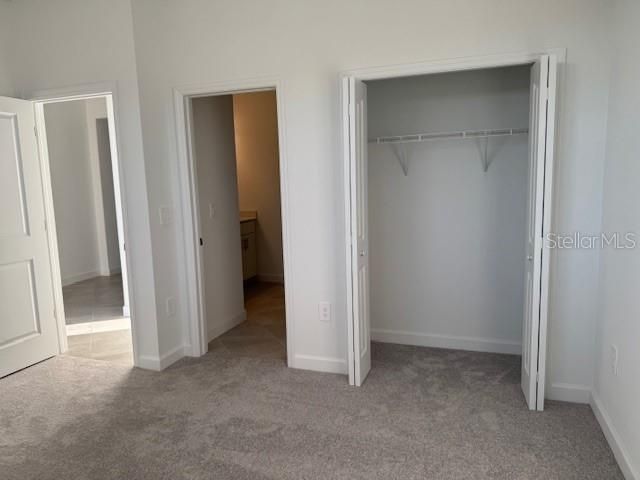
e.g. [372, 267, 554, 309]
[541, 87, 549, 104]
[34, 125, 38, 138]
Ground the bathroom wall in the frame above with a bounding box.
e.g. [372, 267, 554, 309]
[233, 90, 284, 283]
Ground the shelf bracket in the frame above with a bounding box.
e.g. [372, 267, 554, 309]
[390, 143, 409, 176]
[476, 136, 490, 172]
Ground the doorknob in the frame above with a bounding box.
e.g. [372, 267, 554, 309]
[359, 250, 365, 257]
[527, 255, 533, 261]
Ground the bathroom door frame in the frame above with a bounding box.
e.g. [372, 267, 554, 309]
[173, 77, 294, 365]
[340, 48, 564, 405]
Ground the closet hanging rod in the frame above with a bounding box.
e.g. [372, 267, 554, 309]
[369, 127, 528, 145]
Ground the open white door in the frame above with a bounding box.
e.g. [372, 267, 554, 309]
[0, 96, 59, 378]
[346, 78, 371, 386]
[99, 101, 131, 318]
[522, 55, 557, 411]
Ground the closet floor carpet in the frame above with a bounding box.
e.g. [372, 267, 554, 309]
[0, 343, 622, 480]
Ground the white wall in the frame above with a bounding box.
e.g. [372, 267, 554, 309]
[233, 91, 284, 282]
[368, 67, 529, 353]
[593, 0, 640, 477]
[131, 0, 611, 384]
[44, 100, 102, 285]
[2, 0, 161, 365]
[84, 98, 121, 275]
[0, 2, 14, 97]
[2, 1, 615, 387]
[192, 96, 246, 342]
[45, 98, 122, 287]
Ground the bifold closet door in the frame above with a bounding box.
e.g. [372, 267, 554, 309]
[0, 96, 59, 378]
[347, 77, 371, 386]
[521, 55, 557, 411]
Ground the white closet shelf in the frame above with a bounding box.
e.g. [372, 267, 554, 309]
[369, 127, 528, 175]
[368, 127, 528, 145]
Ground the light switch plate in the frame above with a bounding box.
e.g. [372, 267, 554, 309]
[159, 205, 174, 226]
[610, 345, 619, 376]
[166, 296, 176, 317]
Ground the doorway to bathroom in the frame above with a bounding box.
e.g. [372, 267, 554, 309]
[178, 86, 292, 365]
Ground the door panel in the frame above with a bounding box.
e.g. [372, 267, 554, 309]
[0, 260, 40, 345]
[191, 95, 244, 343]
[0, 96, 59, 378]
[0, 113, 30, 237]
[521, 55, 556, 410]
[349, 78, 371, 386]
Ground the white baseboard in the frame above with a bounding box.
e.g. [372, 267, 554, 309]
[62, 270, 101, 287]
[546, 382, 591, 404]
[256, 273, 284, 284]
[208, 310, 247, 342]
[136, 355, 162, 371]
[371, 328, 522, 355]
[98, 266, 121, 277]
[293, 354, 348, 375]
[136, 344, 186, 371]
[66, 318, 130, 336]
[591, 391, 638, 480]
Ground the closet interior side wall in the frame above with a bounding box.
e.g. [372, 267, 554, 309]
[367, 66, 530, 354]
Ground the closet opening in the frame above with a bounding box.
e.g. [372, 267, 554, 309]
[343, 55, 557, 411]
[186, 89, 289, 364]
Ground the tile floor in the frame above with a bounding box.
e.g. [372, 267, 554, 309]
[66, 329, 134, 366]
[62, 274, 126, 325]
[65, 279, 286, 367]
[209, 281, 286, 360]
[63, 274, 133, 366]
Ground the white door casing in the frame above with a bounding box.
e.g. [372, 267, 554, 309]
[0, 96, 59, 378]
[343, 51, 560, 400]
[347, 78, 371, 386]
[521, 55, 557, 411]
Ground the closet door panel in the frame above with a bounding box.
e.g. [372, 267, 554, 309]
[348, 77, 371, 386]
[521, 54, 557, 411]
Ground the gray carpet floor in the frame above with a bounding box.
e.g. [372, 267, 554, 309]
[0, 342, 622, 479]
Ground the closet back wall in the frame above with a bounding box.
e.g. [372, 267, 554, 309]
[368, 67, 530, 354]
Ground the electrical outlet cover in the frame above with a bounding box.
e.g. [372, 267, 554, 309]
[318, 302, 331, 322]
